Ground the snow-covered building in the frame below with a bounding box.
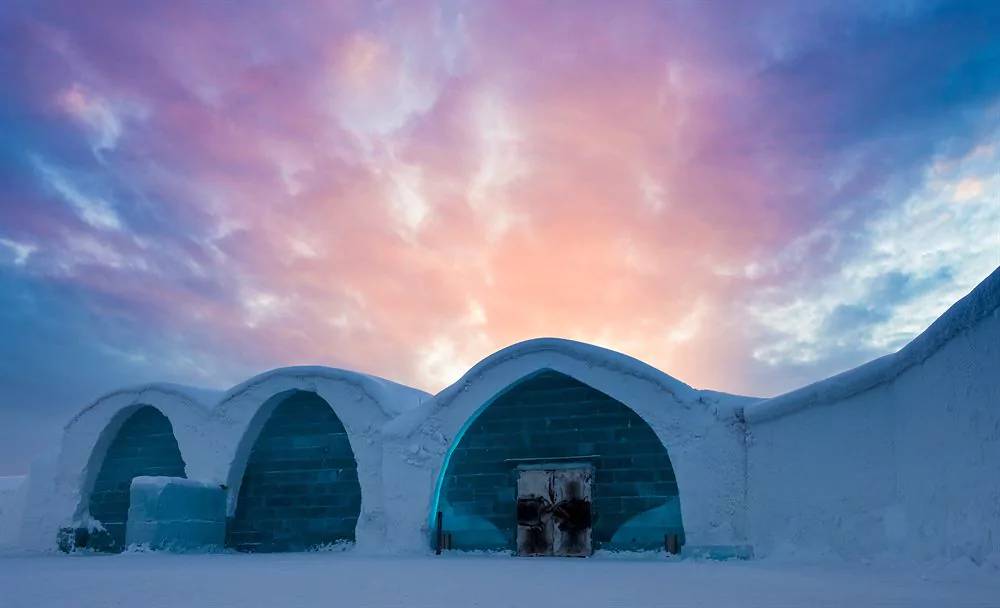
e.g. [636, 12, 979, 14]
[380, 339, 755, 557]
[7, 266, 999, 562]
[17, 368, 428, 554]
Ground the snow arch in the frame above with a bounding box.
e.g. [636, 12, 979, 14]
[436, 368, 685, 551]
[382, 338, 756, 555]
[212, 366, 428, 552]
[17, 385, 214, 552]
[19, 369, 427, 553]
[83, 405, 187, 551]
[226, 390, 361, 551]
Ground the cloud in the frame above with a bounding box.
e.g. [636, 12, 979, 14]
[745, 136, 1000, 372]
[33, 158, 122, 231]
[0, 269, 258, 473]
[0, 0, 997, 473]
[416, 299, 491, 388]
[0, 238, 36, 266]
[239, 289, 292, 329]
[466, 93, 529, 238]
[56, 84, 126, 156]
[383, 156, 431, 238]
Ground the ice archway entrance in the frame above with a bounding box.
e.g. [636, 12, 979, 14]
[227, 390, 361, 552]
[84, 405, 187, 552]
[433, 370, 684, 554]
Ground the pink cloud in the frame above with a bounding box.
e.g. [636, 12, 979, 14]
[2, 0, 996, 401]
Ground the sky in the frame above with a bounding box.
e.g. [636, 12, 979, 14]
[1, 0, 998, 474]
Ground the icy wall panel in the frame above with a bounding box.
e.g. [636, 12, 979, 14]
[126, 477, 225, 550]
[86, 406, 186, 552]
[747, 385, 896, 559]
[441, 371, 682, 550]
[892, 310, 1000, 562]
[747, 295, 1000, 561]
[228, 391, 361, 552]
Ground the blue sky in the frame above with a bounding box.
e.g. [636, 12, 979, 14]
[0, 0, 998, 473]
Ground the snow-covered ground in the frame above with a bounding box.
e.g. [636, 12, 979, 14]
[2, 551, 998, 608]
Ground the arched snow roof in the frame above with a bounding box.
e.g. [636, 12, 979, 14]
[51, 385, 213, 532]
[65, 382, 218, 430]
[212, 365, 431, 548]
[29, 366, 432, 552]
[438, 337, 700, 407]
[59, 366, 430, 487]
[387, 337, 754, 438]
[218, 365, 428, 420]
[381, 337, 756, 553]
[747, 265, 1000, 423]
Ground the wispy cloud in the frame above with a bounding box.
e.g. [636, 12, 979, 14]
[746, 135, 1000, 370]
[0, 238, 37, 266]
[56, 84, 128, 157]
[33, 158, 123, 231]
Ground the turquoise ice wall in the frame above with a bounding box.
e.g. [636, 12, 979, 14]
[228, 391, 361, 552]
[439, 370, 683, 551]
[85, 406, 187, 552]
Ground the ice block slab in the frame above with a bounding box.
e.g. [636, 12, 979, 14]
[126, 476, 225, 551]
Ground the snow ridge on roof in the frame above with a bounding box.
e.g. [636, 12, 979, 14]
[432, 337, 754, 419]
[67, 367, 430, 430]
[746, 265, 1000, 423]
[217, 365, 429, 418]
[66, 383, 216, 429]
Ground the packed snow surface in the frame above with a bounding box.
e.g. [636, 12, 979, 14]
[1, 551, 998, 608]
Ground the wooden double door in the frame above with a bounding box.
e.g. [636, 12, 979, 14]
[515, 466, 593, 557]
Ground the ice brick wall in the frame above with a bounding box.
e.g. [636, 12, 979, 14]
[440, 371, 682, 550]
[228, 391, 361, 552]
[86, 406, 187, 552]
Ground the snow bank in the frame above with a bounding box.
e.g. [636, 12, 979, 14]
[745, 266, 1000, 562]
[382, 337, 757, 554]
